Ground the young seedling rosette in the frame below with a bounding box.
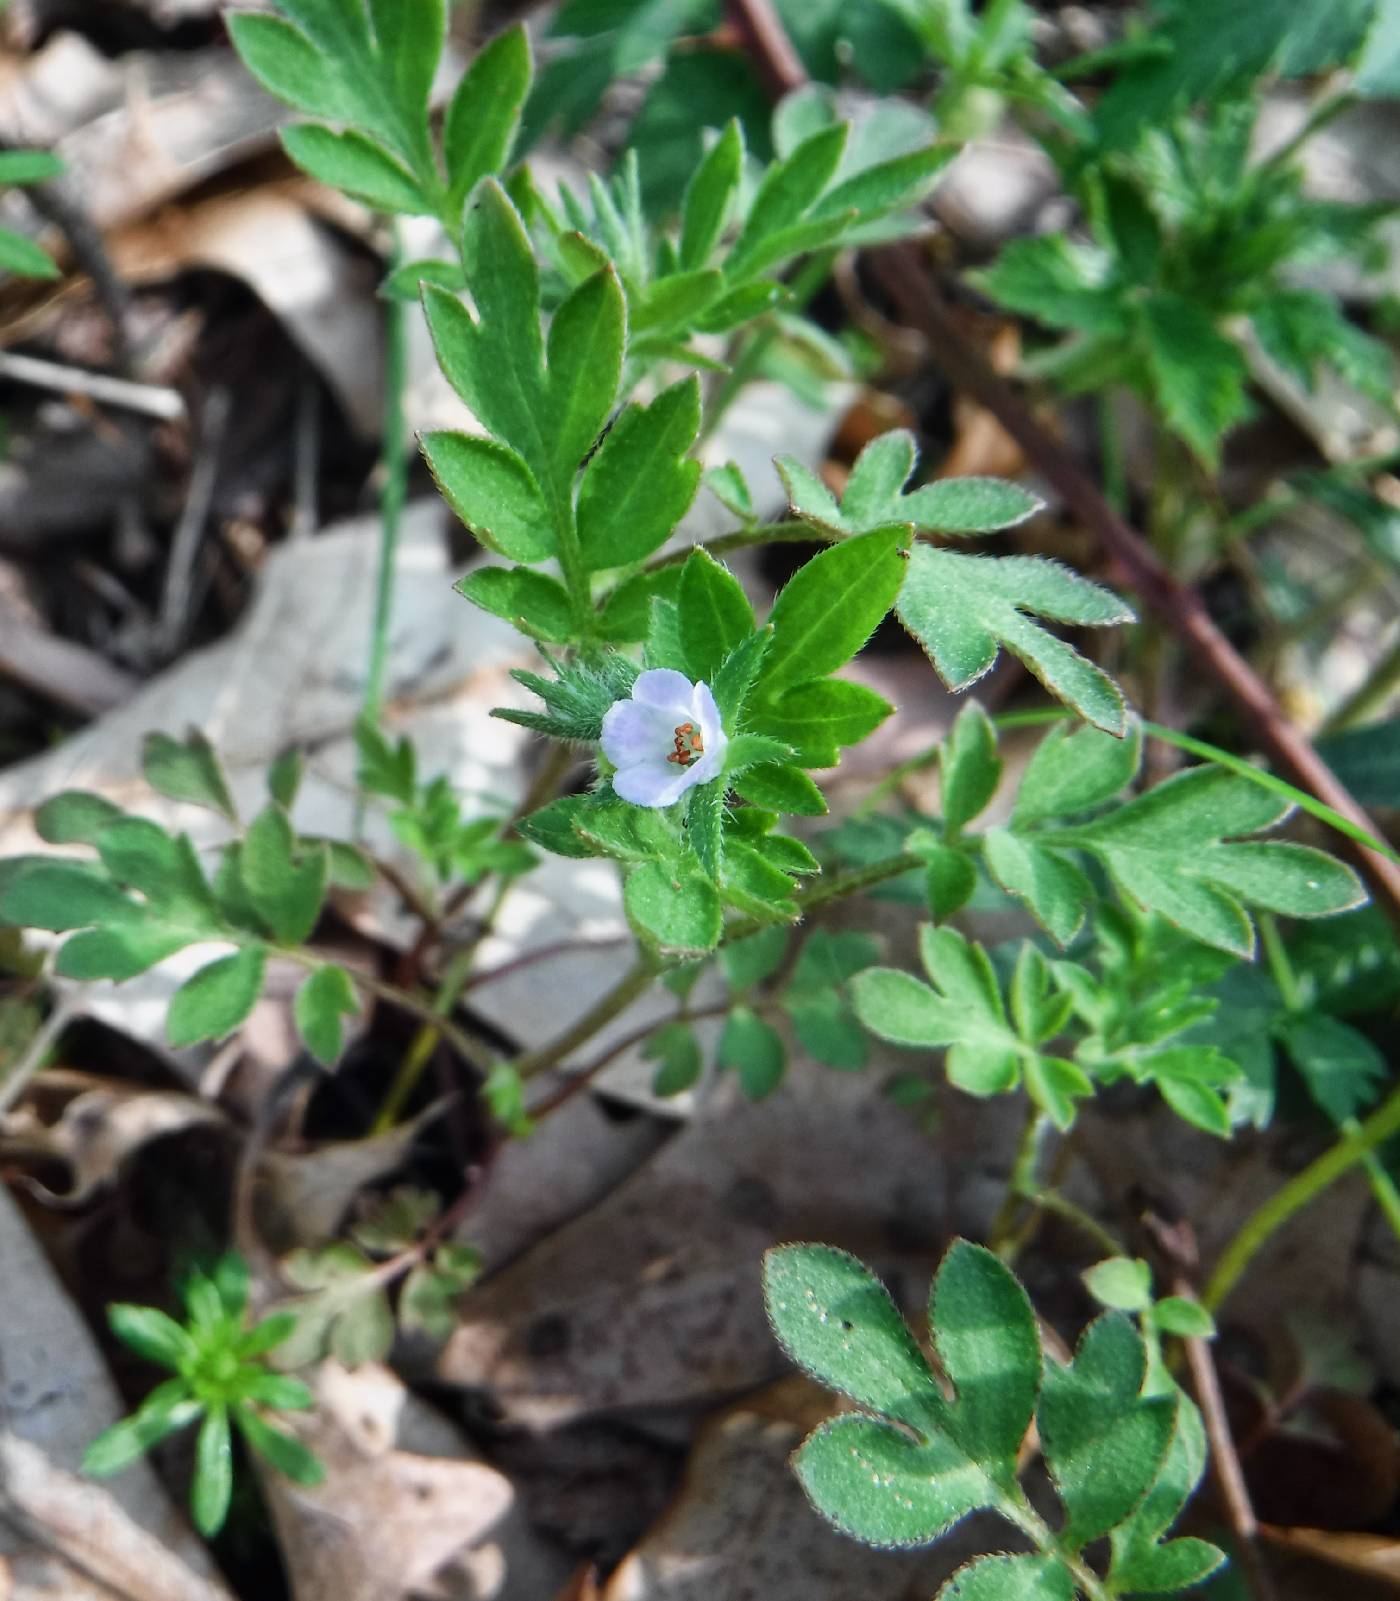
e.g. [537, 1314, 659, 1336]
[601, 669, 728, 807]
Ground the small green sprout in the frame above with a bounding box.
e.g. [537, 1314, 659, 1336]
[84, 1252, 323, 1535]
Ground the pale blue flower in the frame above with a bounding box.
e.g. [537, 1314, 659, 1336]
[600, 668, 728, 807]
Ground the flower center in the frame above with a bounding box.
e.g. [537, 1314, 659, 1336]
[667, 721, 705, 767]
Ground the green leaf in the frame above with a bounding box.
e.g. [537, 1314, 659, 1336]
[1038, 1313, 1175, 1547]
[1356, 0, 1400, 95]
[923, 843, 978, 921]
[0, 150, 65, 185]
[83, 1381, 201, 1477]
[1082, 1257, 1153, 1314]
[143, 731, 237, 820]
[645, 1021, 703, 1096]
[933, 1239, 1041, 1462]
[721, 926, 790, 990]
[718, 1004, 785, 1098]
[794, 1413, 992, 1547]
[1013, 717, 1142, 826]
[983, 829, 1095, 948]
[900, 478, 1043, 535]
[853, 929, 1025, 1103]
[1151, 1297, 1216, 1339]
[1140, 293, 1250, 468]
[680, 119, 744, 269]
[55, 924, 202, 981]
[685, 777, 725, 879]
[281, 125, 428, 213]
[939, 1555, 1074, 1601]
[752, 678, 893, 767]
[233, 1408, 324, 1486]
[545, 266, 625, 476]
[733, 762, 827, 815]
[709, 627, 772, 724]
[34, 790, 124, 845]
[267, 750, 303, 810]
[576, 378, 701, 569]
[1275, 1010, 1386, 1123]
[445, 23, 531, 211]
[726, 123, 848, 282]
[1057, 766, 1366, 957]
[973, 235, 1123, 335]
[368, 0, 444, 123]
[941, 702, 1001, 831]
[779, 438, 1037, 539]
[456, 565, 575, 641]
[624, 860, 722, 953]
[0, 860, 138, 933]
[107, 1305, 194, 1370]
[763, 1244, 937, 1421]
[1252, 288, 1394, 406]
[678, 549, 755, 682]
[192, 1407, 233, 1535]
[294, 964, 361, 1067]
[97, 819, 220, 924]
[226, 13, 351, 122]
[1110, 1399, 1223, 1592]
[167, 946, 267, 1048]
[421, 432, 552, 562]
[897, 546, 1133, 734]
[241, 806, 328, 945]
[759, 529, 906, 696]
[0, 228, 58, 279]
[424, 184, 548, 476]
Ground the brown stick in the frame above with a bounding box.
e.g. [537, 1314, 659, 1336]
[723, 0, 1400, 926]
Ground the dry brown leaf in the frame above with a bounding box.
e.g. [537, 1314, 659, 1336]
[260, 1361, 569, 1601]
[437, 1062, 942, 1427]
[1, 1076, 223, 1206]
[1261, 1526, 1400, 1597]
[254, 1098, 449, 1253]
[107, 186, 384, 438]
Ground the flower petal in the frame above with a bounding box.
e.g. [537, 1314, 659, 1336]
[601, 698, 675, 770]
[691, 680, 724, 745]
[632, 669, 696, 712]
[614, 759, 696, 808]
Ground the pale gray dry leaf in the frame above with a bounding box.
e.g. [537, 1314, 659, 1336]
[463, 1092, 672, 1276]
[0, 504, 536, 1057]
[255, 1099, 449, 1253]
[107, 187, 385, 438]
[601, 1378, 991, 1601]
[437, 1063, 942, 1428]
[261, 1361, 569, 1601]
[0, 1184, 231, 1598]
[0, 1077, 223, 1207]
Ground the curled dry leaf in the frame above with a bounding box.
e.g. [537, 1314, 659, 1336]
[258, 1361, 570, 1601]
[1, 1075, 223, 1206]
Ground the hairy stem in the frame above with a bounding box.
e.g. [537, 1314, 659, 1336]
[1203, 1079, 1400, 1312]
[512, 957, 659, 1082]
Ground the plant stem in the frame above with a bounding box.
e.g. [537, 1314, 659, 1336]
[362, 220, 409, 728]
[511, 957, 658, 1082]
[1203, 1078, 1400, 1312]
[640, 520, 819, 575]
[989, 1106, 1051, 1258]
[1323, 631, 1400, 732]
[721, 852, 923, 944]
[1260, 912, 1400, 1244]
